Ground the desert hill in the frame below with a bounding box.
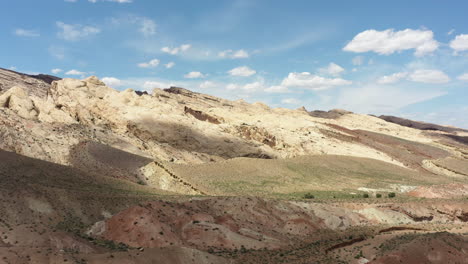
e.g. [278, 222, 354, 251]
[0, 68, 467, 263]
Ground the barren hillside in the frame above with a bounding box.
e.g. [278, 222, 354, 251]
[0, 68, 467, 263]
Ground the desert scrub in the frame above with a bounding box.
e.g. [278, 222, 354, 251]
[388, 192, 396, 198]
[303, 193, 315, 199]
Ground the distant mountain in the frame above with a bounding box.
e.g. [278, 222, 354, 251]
[379, 114, 468, 133]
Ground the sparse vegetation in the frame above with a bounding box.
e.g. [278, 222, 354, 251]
[303, 193, 315, 199]
[388, 192, 396, 198]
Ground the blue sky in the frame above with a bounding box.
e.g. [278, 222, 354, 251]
[2, 0, 468, 128]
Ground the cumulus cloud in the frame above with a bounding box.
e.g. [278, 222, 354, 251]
[343, 28, 439, 56]
[88, 0, 132, 3]
[51, 68, 63, 74]
[199, 81, 217, 89]
[56, 21, 100, 41]
[228, 66, 256, 77]
[319, 63, 345, 76]
[449, 34, 468, 53]
[65, 69, 85, 75]
[280, 72, 352, 90]
[377, 72, 408, 84]
[142, 81, 172, 91]
[408, 69, 450, 84]
[457, 73, 468, 81]
[161, 44, 191, 55]
[218, 49, 249, 59]
[334, 84, 446, 113]
[137, 59, 159, 68]
[352, 56, 364, 66]
[164, 62, 175, 69]
[49, 46, 66, 60]
[226, 81, 263, 92]
[102, 77, 122, 87]
[377, 70, 451, 84]
[139, 18, 156, 37]
[184, 71, 205, 79]
[14, 28, 40, 37]
[281, 98, 300, 104]
[264, 85, 290, 93]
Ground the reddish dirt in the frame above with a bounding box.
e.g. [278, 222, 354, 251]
[407, 183, 468, 199]
[323, 123, 450, 171]
[96, 197, 326, 251]
[370, 232, 468, 264]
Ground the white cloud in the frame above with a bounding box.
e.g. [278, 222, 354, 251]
[142, 80, 175, 91]
[243, 81, 263, 91]
[87, 0, 132, 3]
[343, 28, 439, 56]
[164, 62, 175, 69]
[319, 62, 345, 76]
[161, 44, 191, 55]
[218, 49, 249, 59]
[281, 72, 352, 90]
[457, 73, 468, 81]
[408, 69, 450, 84]
[14, 28, 40, 37]
[199, 81, 217, 89]
[51, 68, 63, 74]
[49, 46, 66, 60]
[334, 84, 446, 113]
[449, 34, 468, 52]
[65, 69, 86, 75]
[161, 47, 177, 55]
[184, 71, 205, 79]
[226, 81, 263, 92]
[352, 56, 364, 66]
[139, 18, 156, 37]
[447, 29, 455, 35]
[281, 98, 300, 104]
[138, 59, 159, 68]
[8, 66, 17, 71]
[264, 85, 290, 93]
[56, 21, 100, 41]
[377, 72, 408, 84]
[102, 77, 122, 87]
[228, 66, 256, 77]
[180, 44, 191, 51]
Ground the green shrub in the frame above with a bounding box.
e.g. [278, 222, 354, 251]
[376, 193, 382, 198]
[303, 193, 315, 199]
[388, 192, 396, 198]
[363, 193, 369, 198]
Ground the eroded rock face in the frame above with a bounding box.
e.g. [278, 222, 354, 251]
[184, 106, 223, 124]
[0, 86, 38, 119]
[0, 73, 467, 182]
[0, 68, 55, 98]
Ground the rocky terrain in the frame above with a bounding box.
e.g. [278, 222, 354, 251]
[0, 67, 467, 263]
